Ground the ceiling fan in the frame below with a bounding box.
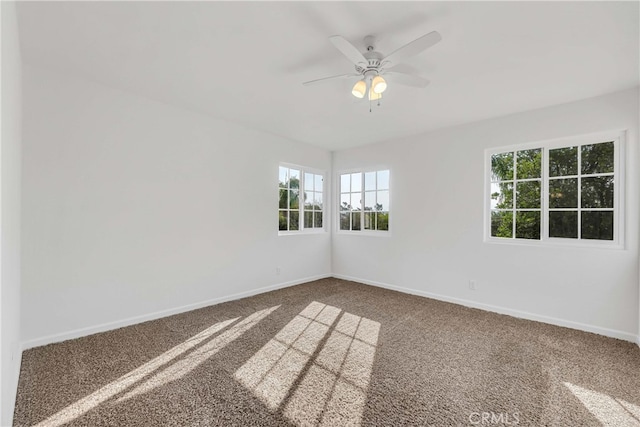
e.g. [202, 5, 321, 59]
[303, 31, 442, 107]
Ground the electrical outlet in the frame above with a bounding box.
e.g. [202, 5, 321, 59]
[276, 267, 281, 275]
[469, 280, 477, 290]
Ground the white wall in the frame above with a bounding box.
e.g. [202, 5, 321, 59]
[21, 66, 331, 347]
[1, 1, 23, 424]
[333, 87, 640, 342]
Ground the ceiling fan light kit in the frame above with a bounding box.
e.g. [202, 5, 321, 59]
[352, 79, 367, 98]
[372, 75, 387, 94]
[303, 31, 442, 112]
[368, 87, 382, 101]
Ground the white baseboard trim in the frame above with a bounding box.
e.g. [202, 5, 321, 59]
[21, 274, 331, 350]
[3, 346, 23, 427]
[333, 274, 639, 343]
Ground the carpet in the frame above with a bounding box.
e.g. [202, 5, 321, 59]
[13, 278, 640, 426]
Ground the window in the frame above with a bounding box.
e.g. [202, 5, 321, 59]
[549, 143, 614, 240]
[487, 132, 623, 246]
[304, 171, 324, 229]
[490, 149, 542, 239]
[279, 165, 324, 233]
[339, 170, 389, 232]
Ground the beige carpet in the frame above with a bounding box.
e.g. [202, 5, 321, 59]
[13, 278, 640, 426]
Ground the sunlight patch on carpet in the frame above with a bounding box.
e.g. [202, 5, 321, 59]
[118, 305, 280, 402]
[564, 382, 640, 426]
[235, 301, 380, 426]
[34, 305, 280, 427]
[284, 313, 380, 426]
[235, 301, 341, 409]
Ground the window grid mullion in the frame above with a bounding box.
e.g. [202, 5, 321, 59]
[577, 146, 582, 239]
[542, 148, 548, 240]
[512, 151, 516, 239]
[374, 171, 378, 230]
[300, 173, 305, 231]
[288, 174, 292, 231]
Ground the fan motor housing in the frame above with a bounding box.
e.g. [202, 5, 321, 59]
[356, 51, 383, 75]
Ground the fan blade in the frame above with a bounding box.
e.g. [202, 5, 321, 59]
[383, 31, 442, 67]
[385, 71, 430, 88]
[381, 63, 421, 76]
[302, 73, 359, 86]
[329, 35, 367, 66]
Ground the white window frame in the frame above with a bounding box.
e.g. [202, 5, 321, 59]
[484, 130, 625, 249]
[336, 167, 391, 236]
[278, 163, 327, 236]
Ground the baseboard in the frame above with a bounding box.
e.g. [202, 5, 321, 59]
[2, 347, 23, 427]
[21, 274, 331, 350]
[333, 274, 639, 343]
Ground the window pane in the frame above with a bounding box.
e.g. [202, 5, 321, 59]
[490, 182, 513, 209]
[364, 172, 376, 191]
[315, 174, 323, 192]
[340, 174, 350, 193]
[516, 181, 540, 208]
[549, 178, 578, 208]
[549, 146, 577, 177]
[314, 192, 323, 210]
[279, 167, 288, 188]
[279, 211, 288, 231]
[581, 176, 613, 208]
[581, 211, 613, 240]
[340, 212, 350, 230]
[290, 211, 299, 231]
[491, 152, 514, 181]
[364, 212, 374, 230]
[279, 189, 288, 209]
[304, 191, 314, 209]
[314, 212, 323, 228]
[351, 173, 362, 192]
[340, 194, 351, 211]
[351, 193, 362, 211]
[516, 149, 541, 179]
[304, 211, 313, 229]
[364, 191, 376, 211]
[491, 211, 513, 238]
[289, 169, 300, 188]
[515, 211, 541, 239]
[376, 190, 389, 211]
[304, 173, 314, 191]
[352, 212, 361, 231]
[549, 211, 578, 238]
[377, 212, 389, 231]
[377, 170, 390, 190]
[582, 142, 614, 175]
[289, 190, 299, 209]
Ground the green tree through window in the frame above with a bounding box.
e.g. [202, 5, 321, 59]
[279, 166, 324, 232]
[549, 141, 615, 240]
[491, 149, 542, 239]
[279, 167, 300, 231]
[340, 170, 390, 232]
[488, 135, 619, 244]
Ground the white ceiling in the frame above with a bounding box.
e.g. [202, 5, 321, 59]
[16, 1, 639, 151]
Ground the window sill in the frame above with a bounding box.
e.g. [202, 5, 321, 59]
[484, 237, 624, 250]
[336, 230, 392, 237]
[278, 229, 327, 236]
